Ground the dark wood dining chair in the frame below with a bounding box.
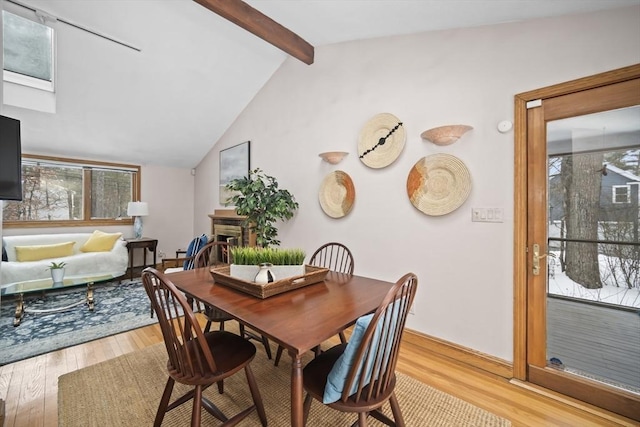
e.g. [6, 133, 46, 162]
[193, 241, 234, 333]
[159, 241, 234, 330]
[160, 234, 210, 273]
[193, 241, 273, 359]
[141, 267, 268, 427]
[309, 242, 355, 276]
[301, 272, 417, 427]
[274, 242, 355, 366]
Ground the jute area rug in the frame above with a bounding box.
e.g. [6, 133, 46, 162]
[58, 340, 510, 426]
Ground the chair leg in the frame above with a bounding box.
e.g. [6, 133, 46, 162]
[303, 393, 313, 426]
[261, 335, 272, 359]
[201, 397, 228, 422]
[389, 392, 406, 427]
[370, 408, 396, 426]
[217, 379, 224, 394]
[240, 324, 272, 359]
[154, 377, 175, 427]
[204, 321, 212, 333]
[244, 365, 268, 427]
[191, 385, 203, 427]
[357, 411, 368, 427]
[274, 345, 284, 367]
[339, 331, 347, 344]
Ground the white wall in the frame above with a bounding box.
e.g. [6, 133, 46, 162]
[140, 165, 195, 259]
[194, 6, 640, 362]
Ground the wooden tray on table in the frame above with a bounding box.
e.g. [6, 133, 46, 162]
[209, 265, 329, 299]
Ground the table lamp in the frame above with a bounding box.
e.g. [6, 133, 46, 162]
[127, 201, 149, 239]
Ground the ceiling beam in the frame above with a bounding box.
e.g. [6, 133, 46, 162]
[194, 0, 314, 65]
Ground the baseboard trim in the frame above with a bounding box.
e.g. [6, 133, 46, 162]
[403, 329, 513, 379]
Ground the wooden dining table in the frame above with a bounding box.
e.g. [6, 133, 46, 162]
[165, 266, 395, 427]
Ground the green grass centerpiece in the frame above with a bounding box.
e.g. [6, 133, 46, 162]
[230, 247, 305, 265]
[229, 247, 306, 283]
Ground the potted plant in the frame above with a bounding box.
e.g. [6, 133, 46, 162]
[229, 247, 306, 282]
[224, 168, 299, 248]
[47, 261, 67, 283]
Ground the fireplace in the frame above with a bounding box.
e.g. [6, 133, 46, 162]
[209, 210, 256, 263]
[214, 224, 242, 246]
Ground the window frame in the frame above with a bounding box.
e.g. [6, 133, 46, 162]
[2, 154, 141, 229]
[2, 10, 56, 92]
[611, 184, 631, 204]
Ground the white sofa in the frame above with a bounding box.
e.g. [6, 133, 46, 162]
[1, 233, 129, 287]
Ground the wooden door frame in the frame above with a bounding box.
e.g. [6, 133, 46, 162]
[513, 63, 640, 381]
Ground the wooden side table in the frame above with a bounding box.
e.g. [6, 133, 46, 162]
[125, 238, 158, 280]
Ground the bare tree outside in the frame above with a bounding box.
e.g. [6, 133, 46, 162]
[561, 153, 604, 289]
[549, 148, 639, 292]
[91, 169, 132, 219]
[2, 164, 82, 221]
[2, 162, 133, 222]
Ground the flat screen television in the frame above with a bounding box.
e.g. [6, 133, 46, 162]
[0, 114, 23, 201]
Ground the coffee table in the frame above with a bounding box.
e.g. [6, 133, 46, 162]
[1, 274, 117, 326]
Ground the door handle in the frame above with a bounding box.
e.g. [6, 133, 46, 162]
[532, 243, 547, 276]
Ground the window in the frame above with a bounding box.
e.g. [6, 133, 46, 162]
[612, 185, 631, 204]
[2, 155, 141, 228]
[2, 10, 55, 91]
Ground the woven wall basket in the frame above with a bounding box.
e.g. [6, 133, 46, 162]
[406, 153, 472, 216]
[319, 170, 355, 218]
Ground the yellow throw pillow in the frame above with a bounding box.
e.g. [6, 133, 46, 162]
[80, 231, 123, 252]
[15, 241, 75, 262]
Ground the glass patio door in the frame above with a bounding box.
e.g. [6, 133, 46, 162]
[525, 75, 640, 420]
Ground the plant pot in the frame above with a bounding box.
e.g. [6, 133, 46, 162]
[229, 264, 306, 283]
[51, 268, 65, 283]
[270, 265, 306, 280]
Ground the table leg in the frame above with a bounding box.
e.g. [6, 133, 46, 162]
[143, 248, 148, 269]
[129, 249, 134, 280]
[13, 293, 24, 327]
[290, 352, 304, 427]
[86, 283, 95, 311]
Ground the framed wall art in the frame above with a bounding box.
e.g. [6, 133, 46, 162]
[219, 140, 250, 204]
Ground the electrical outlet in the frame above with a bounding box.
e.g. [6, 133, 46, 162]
[158, 250, 166, 259]
[409, 303, 415, 315]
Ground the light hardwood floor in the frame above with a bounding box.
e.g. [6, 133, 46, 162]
[0, 316, 636, 427]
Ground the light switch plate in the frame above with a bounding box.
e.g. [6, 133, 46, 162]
[472, 208, 504, 223]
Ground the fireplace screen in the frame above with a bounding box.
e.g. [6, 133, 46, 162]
[213, 223, 243, 263]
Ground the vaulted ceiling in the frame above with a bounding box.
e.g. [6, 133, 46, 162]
[2, 0, 638, 168]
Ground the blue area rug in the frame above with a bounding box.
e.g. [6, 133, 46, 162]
[0, 279, 157, 365]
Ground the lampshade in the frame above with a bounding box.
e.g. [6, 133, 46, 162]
[127, 201, 149, 217]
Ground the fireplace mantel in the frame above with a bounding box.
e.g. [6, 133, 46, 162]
[209, 209, 247, 221]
